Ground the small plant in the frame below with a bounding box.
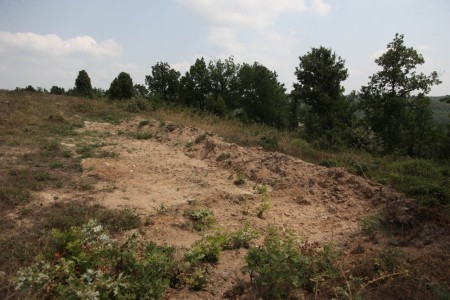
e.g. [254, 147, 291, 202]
[185, 140, 194, 149]
[156, 202, 169, 214]
[134, 131, 153, 140]
[184, 208, 216, 231]
[223, 225, 258, 250]
[138, 119, 151, 128]
[374, 247, 400, 273]
[184, 234, 226, 264]
[360, 215, 381, 240]
[257, 192, 272, 218]
[35, 172, 50, 181]
[216, 152, 231, 162]
[255, 184, 270, 194]
[245, 227, 311, 299]
[234, 173, 246, 185]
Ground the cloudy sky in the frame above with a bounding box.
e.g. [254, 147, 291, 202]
[0, 0, 449, 95]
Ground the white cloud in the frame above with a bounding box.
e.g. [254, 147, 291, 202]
[0, 31, 121, 58]
[180, 0, 329, 29]
[0, 31, 142, 90]
[178, 0, 331, 90]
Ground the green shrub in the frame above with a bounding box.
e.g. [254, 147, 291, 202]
[184, 234, 226, 264]
[360, 215, 380, 240]
[223, 225, 258, 250]
[234, 173, 246, 185]
[134, 131, 153, 140]
[15, 220, 175, 299]
[184, 208, 216, 231]
[260, 135, 278, 151]
[245, 227, 311, 299]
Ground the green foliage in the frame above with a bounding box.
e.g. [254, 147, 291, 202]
[15, 220, 175, 299]
[50, 86, 65, 95]
[74, 70, 93, 98]
[360, 33, 441, 153]
[180, 57, 211, 110]
[374, 247, 400, 274]
[184, 208, 217, 231]
[108, 72, 134, 100]
[260, 135, 279, 151]
[238, 62, 289, 128]
[134, 131, 153, 140]
[184, 234, 226, 264]
[257, 192, 272, 218]
[234, 173, 246, 185]
[222, 225, 258, 250]
[385, 159, 449, 206]
[293, 46, 353, 147]
[126, 98, 150, 113]
[145, 62, 180, 101]
[245, 227, 311, 299]
[360, 215, 381, 240]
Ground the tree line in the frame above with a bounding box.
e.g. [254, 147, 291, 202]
[17, 33, 449, 160]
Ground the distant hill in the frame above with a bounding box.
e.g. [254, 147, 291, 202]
[430, 96, 450, 124]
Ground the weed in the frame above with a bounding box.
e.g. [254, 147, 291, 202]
[223, 225, 258, 250]
[183, 267, 208, 291]
[0, 187, 30, 206]
[49, 161, 63, 169]
[257, 192, 272, 218]
[255, 184, 270, 194]
[138, 119, 151, 128]
[184, 234, 226, 264]
[375, 247, 401, 274]
[134, 131, 153, 140]
[62, 150, 72, 158]
[184, 208, 216, 231]
[260, 135, 278, 151]
[34, 172, 50, 181]
[100, 208, 141, 232]
[216, 152, 231, 162]
[185, 140, 194, 149]
[360, 215, 381, 240]
[234, 173, 246, 185]
[156, 202, 169, 214]
[245, 227, 310, 299]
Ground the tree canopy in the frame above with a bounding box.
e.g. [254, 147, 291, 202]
[360, 33, 441, 154]
[108, 72, 134, 100]
[293, 46, 352, 147]
[74, 70, 93, 98]
[145, 62, 180, 101]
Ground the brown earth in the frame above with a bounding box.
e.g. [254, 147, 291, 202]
[9, 117, 450, 299]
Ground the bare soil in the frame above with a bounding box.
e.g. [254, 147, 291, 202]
[4, 116, 449, 299]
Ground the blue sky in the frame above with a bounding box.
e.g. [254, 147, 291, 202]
[0, 0, 449, 95]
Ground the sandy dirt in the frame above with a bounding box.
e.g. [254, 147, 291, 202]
[28, 117, 446, 299]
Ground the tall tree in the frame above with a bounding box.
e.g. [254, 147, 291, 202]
[360, 34, 441, 153]
[108, 72, 134, 100]
[238, 62, 288, 128]
[145, 62, 180, 101]
[180, 57, 211, 110]
[293, 46, 351, 147]
[74, 70, 93, 98]
[208, 56, 241, 110]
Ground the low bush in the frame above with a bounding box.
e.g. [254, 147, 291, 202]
[15, 219, 175, 299]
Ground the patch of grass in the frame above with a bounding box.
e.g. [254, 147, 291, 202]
[138, 119, 151, 128]
[184, 208, 216, 231]
[360, 215, 381, 240]
[0, 187, 30, 206]
[234, 173, 246, 185]
[134, 131, 153, 140]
